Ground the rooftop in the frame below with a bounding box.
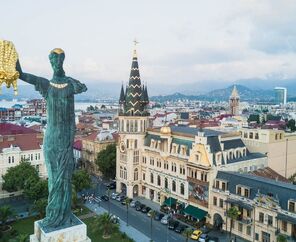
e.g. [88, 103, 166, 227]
[0, 123, 38, 135]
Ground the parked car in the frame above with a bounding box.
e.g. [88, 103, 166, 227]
[198, 234, 209, 242]
[130, 200, 141, 208]
[111, 192, 118, 200]
[191, 230, 202, 240]
[100, 195, 109, 201]
[208, 237, 219, 242]
[136, 204, 145, 211]
[106, 181, 116, 189]
[147, 209, 154, 217]
[116, 195, 126, 202]
[142, 206, 151, 213]
[168, 220, 179, 230]
[160, 214, 171, 225]
[174, 224, 187, 233]
[154, 212, 165, 221]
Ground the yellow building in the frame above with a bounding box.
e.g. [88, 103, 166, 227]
[241, 128, 296, 177]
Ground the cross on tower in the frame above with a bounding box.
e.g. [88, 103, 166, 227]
[133, 39, 139, 46]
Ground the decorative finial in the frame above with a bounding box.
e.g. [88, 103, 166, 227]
[133, 39, 139, 58]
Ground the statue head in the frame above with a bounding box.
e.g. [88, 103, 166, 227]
[49, 48, 65, 77]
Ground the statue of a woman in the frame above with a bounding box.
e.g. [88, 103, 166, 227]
[16, 48, 87, 229]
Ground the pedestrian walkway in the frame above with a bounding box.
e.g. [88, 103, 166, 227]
[85, 202, 150, 242]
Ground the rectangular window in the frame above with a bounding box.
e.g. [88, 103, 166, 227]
[246, 226, 251, 236]
[267, 215, 273, 226]
[259, 212, 264, 223]
[244, 189, 249, 198]
[289, 201, 295, 212]
[282, 221, 287, 232]
[238, 223, 243, 232]
[222, 182, 226, 191]
[213, 196, 217, 206]
[215, 180, 219, 189]
[219, 199, 224, 208]
[143, 173, 145, 181]
[237, 186, 242, 195]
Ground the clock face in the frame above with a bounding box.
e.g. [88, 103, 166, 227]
[119, 142, 126, 153]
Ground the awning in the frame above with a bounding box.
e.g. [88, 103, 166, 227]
[184, 205, 207, 220]
[163, 197, 177, 207]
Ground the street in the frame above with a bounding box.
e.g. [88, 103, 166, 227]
[82, 176, 248, 242]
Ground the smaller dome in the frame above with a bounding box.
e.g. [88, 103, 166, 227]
[160, 125, 171, 135]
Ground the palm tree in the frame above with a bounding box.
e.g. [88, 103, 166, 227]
[183, 228, 192, 242]
[125, 198, 131, 226]
[32, 198, 47, 218]
[0, 205, 14, 230]
[91, 213, 119, 239]
[149, 210, 156, 241]
[277, 234, 287, 242]
[227, 206, 240, 239]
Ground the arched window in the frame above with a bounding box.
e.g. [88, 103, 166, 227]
[165, 178, 168, 189]
[150, 173, 154, 184]
[120, 166, 123, 178]
[157, 175, 161, 186]
[8, 156, 11, 164]
[134, 168, 138, 181]
[180, 183, 185, 195]
[172, 180, 176, 192]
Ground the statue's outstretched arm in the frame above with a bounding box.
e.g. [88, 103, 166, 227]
[16, 59, 49, 85]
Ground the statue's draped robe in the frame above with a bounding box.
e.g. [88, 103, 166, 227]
[34, 76, 86, 228]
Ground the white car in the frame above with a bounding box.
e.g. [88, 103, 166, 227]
[160, 214, 170, 225]
[111, 192, 118, 200]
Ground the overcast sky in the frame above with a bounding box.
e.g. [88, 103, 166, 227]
[1, 0, 296, 87]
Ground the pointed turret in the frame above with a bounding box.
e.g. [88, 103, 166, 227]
[119, 84, 125, 104]
[230, 85, 239, 99]
[119, 44, 149, 116]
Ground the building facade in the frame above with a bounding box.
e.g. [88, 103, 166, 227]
[210, 171, 296, 242]
[229, 85, 240, 116]
[0, 123, 46, 199]
[274, 87, 287, 106]
[241, 128, 296, 177]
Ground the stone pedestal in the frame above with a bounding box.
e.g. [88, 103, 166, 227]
[30, 218, 91, 242]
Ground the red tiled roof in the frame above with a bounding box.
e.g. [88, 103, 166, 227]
[0, 133, 43, 152]
[249, 167, 290, 183]
[73, 140, 82, 150]
[0, 123, 38, 135]
[83, 131, 99, 141]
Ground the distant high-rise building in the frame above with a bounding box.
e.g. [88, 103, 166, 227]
[274, 87, 287, 105]
[229, 85, 240, 116]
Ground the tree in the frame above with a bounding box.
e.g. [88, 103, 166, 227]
[227, 206, 240, 238]
[287, 119, 296, 131]
[0, 205, 14, 230]
[289, 172, 296, 185]
[2, 162, 39, 192]
[32, 198, 47, 218]
[149, 210, 156, 241]
[125, 198, 131, 226]
[248, 114, 260, 124]
[91, 213, 119, 239]
[24, 178, 48, 201]
[95, 144, 116, 179]
[183, 228, 193, 242]
[277, 234, 287, 242]
[72, 169, 92, 192]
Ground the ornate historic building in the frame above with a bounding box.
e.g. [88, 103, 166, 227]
[229, 85, 240, 116]
[116, 46, 150, 198]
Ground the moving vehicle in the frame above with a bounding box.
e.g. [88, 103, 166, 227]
[160, 214, 171, 225]
[191, 230, 203, 240]
[100, 195, 109, 201]
[168, 220, 179, 230]
[154, 212, 165, 221]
